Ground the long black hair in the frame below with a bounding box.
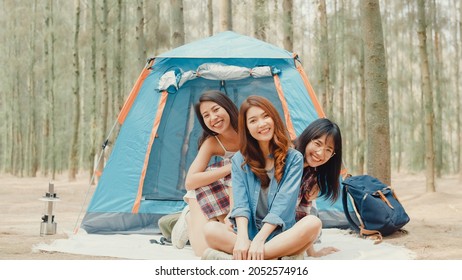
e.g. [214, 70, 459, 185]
[194, 90, 239, 148]
[295, 118, 342, 202]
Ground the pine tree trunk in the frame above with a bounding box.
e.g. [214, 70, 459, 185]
[69, 0, 81, 181]
[358, 43, 366, 175]
[44, 0, 57, 179]
[219, 0, 232, 32]
[318, 0, 331, 117]
[432, 1, 443, 177]
[208, 0, 213, 36]
[417, 0, 436, 192]
[28, 0, 39, 177]
[96, 0, 110, 182]
[254, 0, 267, 41]
[282, 0, 293, 52]
[458, 0, 462, 181]
[360, 0, 391, 185]
[89, 0, 97, 183]
[136, 0, 146, 69]
[116, 0, 125, 111]
[152, 0, 160, 53]
[339, 0, 345, 129]
[170, 0, 185, 47]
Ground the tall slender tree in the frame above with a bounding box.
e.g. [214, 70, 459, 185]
[417, 0, 436, 192]
[136, 0, 147, 69]
[170, 0, 185, 47]
[254, 0, 267, 41]
[282, 0, 293, 52]
[360, 0, 391, 184]
[96, 0, 110, 182]
[116, 0, 125, 110]
[89, 0, 98, 182]
[69, 0, 81, 180]
[318, 0, 331, 117]
[219, 0, 232, 32]
[42, 0, 57, 179]
[458, 0, 462, 181]
[28, 0, 39, 177]
[207, 0, 213, 36]
[431, 0, 443, 177]
[358, 42, 366, 175]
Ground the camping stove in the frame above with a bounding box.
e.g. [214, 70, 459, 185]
[39, 182, 60, 236]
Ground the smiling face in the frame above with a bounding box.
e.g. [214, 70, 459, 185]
[245, 106, 274, 143]
[304, 135, 335, 168]
[199, 101, 231, 135]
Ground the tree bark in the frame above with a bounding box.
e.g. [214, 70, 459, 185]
[360, 0, 391, 185]
[358, 42, 366, 175]
[152, 0, 161, 54]
[208, 0, 213, 36]
[417, 0, 436, 192]
[318, 0, 331, 117]
[458, 0, 462, 181]
[219, 0, 232, 32]
[431, 0, 443, 177]
[282, 0, 293, 52]
[43, 0, 57, 179]
[254, 0, 267, 41]
[89, 0, 97, 182]
[116, 0, 125, 111]
[338, 0, 345, 129]
[96, 0, 110, 183]
[136, 0, 147, 69]
[69, 0, 81, 180]
[170, 0, 185, 47]
[28, 0, 39, 177]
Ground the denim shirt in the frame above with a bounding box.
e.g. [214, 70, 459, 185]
[229, 148, 303, 241]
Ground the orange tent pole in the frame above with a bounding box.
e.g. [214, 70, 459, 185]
[273, 74, 297, 141]
[131, 90, 168, 213]
[295, 60, 326, 118]
[117, 59, 155, 125]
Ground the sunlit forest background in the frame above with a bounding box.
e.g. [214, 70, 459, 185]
[1, 0, 460, 186]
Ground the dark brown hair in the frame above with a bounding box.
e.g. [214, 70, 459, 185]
[194, 90, 239, 148]
[295, 118, 342, 201]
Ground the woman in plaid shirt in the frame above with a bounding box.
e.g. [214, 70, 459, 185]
[172, 90, 240, 257]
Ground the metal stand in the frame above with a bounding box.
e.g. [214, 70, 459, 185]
[40, 182, 60, 236]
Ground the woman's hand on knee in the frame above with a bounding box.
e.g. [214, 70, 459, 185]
[247, 239, 265, 260]
[233, 237, 251, 260]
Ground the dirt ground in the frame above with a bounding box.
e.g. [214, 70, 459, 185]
[0, 171, 461, 260]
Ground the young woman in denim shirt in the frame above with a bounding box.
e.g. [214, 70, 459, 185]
[203, 95, 327, 260]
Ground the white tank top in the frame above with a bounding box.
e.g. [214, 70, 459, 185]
[214, 136, 236, 159]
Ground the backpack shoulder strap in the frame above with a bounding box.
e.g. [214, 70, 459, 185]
[342, 180, 383, 244]
[342, 184, 360, 232]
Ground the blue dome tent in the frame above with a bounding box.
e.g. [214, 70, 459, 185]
[81, 31, 351, 234]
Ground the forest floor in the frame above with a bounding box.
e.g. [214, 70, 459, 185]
[0, 171, 461, 260]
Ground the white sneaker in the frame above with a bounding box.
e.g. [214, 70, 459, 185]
[171, 205, 190, 249]
[201, 248, 233, 260]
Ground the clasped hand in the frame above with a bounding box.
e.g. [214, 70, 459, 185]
[233, 238, 266, 260]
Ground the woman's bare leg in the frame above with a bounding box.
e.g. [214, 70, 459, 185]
[203, 221, 237, 254]
[263, 215, 322, 259]
[185, 198, 208, 257]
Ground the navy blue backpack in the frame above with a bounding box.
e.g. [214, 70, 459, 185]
[342, 175, 410, 242]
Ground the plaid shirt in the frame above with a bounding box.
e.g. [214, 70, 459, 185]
[296, 167, 317, 221]
[195, 159, 232, 219]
